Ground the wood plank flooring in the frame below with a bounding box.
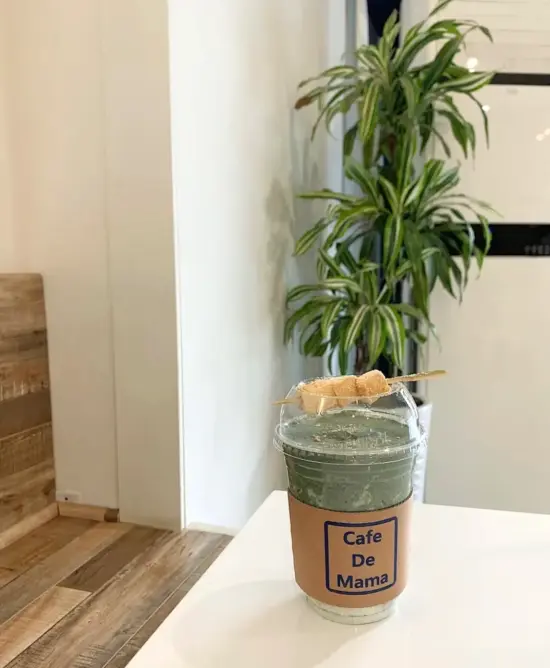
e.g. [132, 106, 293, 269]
[0, 516, 230, 667]
[0, 275, 56, 541]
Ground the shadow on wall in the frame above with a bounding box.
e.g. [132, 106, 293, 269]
[246, 122, 324, 514]
[175, 0, 331, 530]
[287, 127, 324, 382]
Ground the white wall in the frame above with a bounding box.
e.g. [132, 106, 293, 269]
[100, 0, 182, 529]
[3, 0, 120, 509]
[0, 14, 15, 271]
[0, 0, 181, 528]
[168, 0, 333, 532]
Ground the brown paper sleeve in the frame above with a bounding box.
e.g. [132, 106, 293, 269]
[288, 492, 412, 608]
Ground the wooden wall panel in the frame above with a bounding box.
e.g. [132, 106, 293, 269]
[0, 275, 56, 542]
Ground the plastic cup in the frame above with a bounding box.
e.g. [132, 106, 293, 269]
[275, 380, 424, 625]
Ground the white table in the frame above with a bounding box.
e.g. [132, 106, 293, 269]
[128, 491, 550, 667]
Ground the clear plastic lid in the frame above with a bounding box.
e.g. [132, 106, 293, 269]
[274, 379, 424, 463]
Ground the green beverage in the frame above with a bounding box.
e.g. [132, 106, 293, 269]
[275, 382, 423, 624]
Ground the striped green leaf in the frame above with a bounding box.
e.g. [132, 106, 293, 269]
[314, 65, 356, 80]
[408, 328, 428, 346]
[391, 303, 427, 322]
[360, 268, 378, 304]
[323, 220, 355, 250]
[394, 29, 448, 72]
[335, 318, 351, 374]
[445, 253, 464, 302]
[382, 10, 399, 40]
[311, 87, 352, 139]
[430, 126, 452, 157]
[298, 189, 356, 202]
[379, 176, 400, 213]
[367, 312, 384, 366]
[294, 220, 329, 255]
[435, 254, 457, 298]
[394, 248, 440, 280]
[467, 121, 476, 155]
[416, 159, 446, 209]
[476, 25, 493, 42]
[343, 305, 370, 352]
[296, 75, 323, 90]
[299, 312, 323, 351]
[435, 165, 460, 195]
[321, 277, 363, 294]
[455, 226, 475, 286]
[343, 123, 358, 157]
[302, 326, 325, 356]
[324, 206, 377, 249]
[359, 233, 377, 263]
[399, 75, 418, 118]
[356, 46, 386, 75]
[297, 69, 347, 90]
[359, 81, 381, 144]
[326, 89, 361, 129]
[429, 0, 455, 18]
[294, 82, 350, 110]
[383, 215, 404, 268]
[402, 19, 424, 47]
[321, 299, 343, 338]
[449, 207, 467, 222]
[430, 19, 466, 35]
[379, 306, 406, 369]
[439, 71, 495, 93]
[467, 93, 490, 146]
[286, 284, 321, 304]
[412, 264, 431, 317]
[318, 248, 343, 278]
[403, 179, 423, 210]
[419, 104, 435, 152]
[379, 11, 400, 63]
[423, 36, 463, 91]
[328, 316, 345, 369]
[344, 158, 383, 206]
[478, 214, 492, 255]
[397, 130, 417, 190]
[284, 300, 326, 343]
[359, 259, 380, 271]
[440, 192, 495, 210]
[335, 242, 360, 272]
[438, 109, 470, 157]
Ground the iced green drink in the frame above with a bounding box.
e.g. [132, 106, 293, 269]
[275, 381, 423, 624]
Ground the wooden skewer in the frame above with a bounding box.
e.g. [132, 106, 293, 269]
[273, 369, 446, 406]
[274, 398, 300, 406]
[387, 369, 447, 384]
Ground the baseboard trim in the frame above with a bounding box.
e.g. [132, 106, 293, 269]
[0, 503, 58, 551]
[58, 502, 119, 523]
[187, 522, 238, 536]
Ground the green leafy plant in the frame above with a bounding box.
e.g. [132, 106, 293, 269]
[285, 0, 496, 375]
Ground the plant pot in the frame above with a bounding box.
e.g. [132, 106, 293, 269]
[275, 382, 424, 625]
[412, 396, 432, 503]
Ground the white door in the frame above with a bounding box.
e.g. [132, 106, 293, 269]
[426, 81, 550, 513]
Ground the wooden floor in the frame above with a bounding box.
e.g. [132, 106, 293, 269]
[0, 516, 230, 667]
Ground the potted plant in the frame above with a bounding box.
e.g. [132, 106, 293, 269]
[284, 0, 495, 498]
